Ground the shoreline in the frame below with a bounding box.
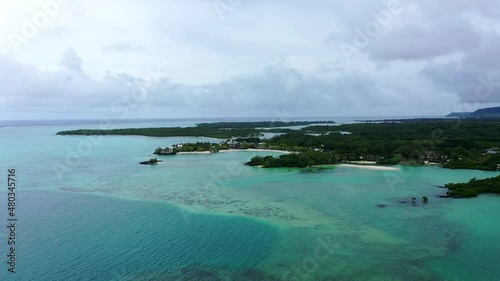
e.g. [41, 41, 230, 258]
[176, 151, 212, 155]
[336, 164, 400, 171]
[251, 163, 400, 171]
[219, 149, 294, 154]
[175, 149, 294, 155]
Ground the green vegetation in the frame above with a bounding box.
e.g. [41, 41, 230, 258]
[443, 154, 500, 171]
[248, 119, 500, 170]
[57, 127, 261, 139]
[153, 139, 263, 155]
[245, 151, 337, 168]
[140, 158, 160, 165]
[56, 121, 332, 139]
[59, 119, 500, 171]
[175, 142, 223, 153]
[195, 121, 335, 129]
[445, 176, 500, 198]
[234, 137, 262, 143]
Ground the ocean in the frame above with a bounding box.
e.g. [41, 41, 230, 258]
[0, 118, 499, 280]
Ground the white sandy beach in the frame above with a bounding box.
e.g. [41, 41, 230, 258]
[176, 151, 212, 154]
[337, 164, 400, 171]
[174, 151, 398, 171]
[219, 149, 294, 154]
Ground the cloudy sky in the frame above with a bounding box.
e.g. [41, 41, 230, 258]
[1, 0, 500, 120]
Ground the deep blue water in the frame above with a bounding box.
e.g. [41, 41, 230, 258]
[0, 190, 278, 281]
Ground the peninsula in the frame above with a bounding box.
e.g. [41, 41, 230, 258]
[56, 121, 334, 139]
[57, 119, 500, 171]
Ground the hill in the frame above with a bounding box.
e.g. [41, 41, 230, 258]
[472, 106, 500, 117]
[445, 106, 500, 118]
[445, 112, 472, 118]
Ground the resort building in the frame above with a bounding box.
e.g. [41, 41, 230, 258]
[155, 146, 176, 155]
[486, 147, 499, 154]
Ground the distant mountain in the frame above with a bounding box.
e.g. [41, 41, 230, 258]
[445, 112, 472, 118]
[471, 106, 500, 117]
[445, 106, 500, 118]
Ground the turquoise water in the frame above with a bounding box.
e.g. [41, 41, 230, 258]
[5, 191, 277, 280]
[1, 120, 500, 280]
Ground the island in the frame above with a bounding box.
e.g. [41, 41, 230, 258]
[155, 141, 249, 155]
[58, 118, 500, 171]
[56, 121, 335, 139]
[444, 175, 500, 198]
[140, 158, 161, 165]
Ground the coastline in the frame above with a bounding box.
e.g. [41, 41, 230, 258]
[336, 164, 400, 171]
[175, 149, 294, 155]
[176, 151, 212, 155]
[219, 149, 294, 154]
[251, 163, 400, 171]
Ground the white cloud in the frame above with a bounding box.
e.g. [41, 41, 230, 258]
[59, 47, 83, 72]
[0, 0, 499, 119]
[0, 48, 461, 119]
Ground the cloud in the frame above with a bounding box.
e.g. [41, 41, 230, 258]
[101, 42, 147, 53]
[41, 25, 72, 39]
[0, 48, 462, 119]
[421, 31, 500, 104]
[462, 33, 500, 70]
[59, 48, 83, 73]
[1, 0, 500, 119]
[369, 21, 481, 61]
[323, 0, 498, 64]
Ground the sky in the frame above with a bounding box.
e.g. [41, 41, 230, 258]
[1, 0, 500, 120]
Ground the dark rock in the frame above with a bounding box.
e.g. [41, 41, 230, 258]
[139, 158, 162, 165]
